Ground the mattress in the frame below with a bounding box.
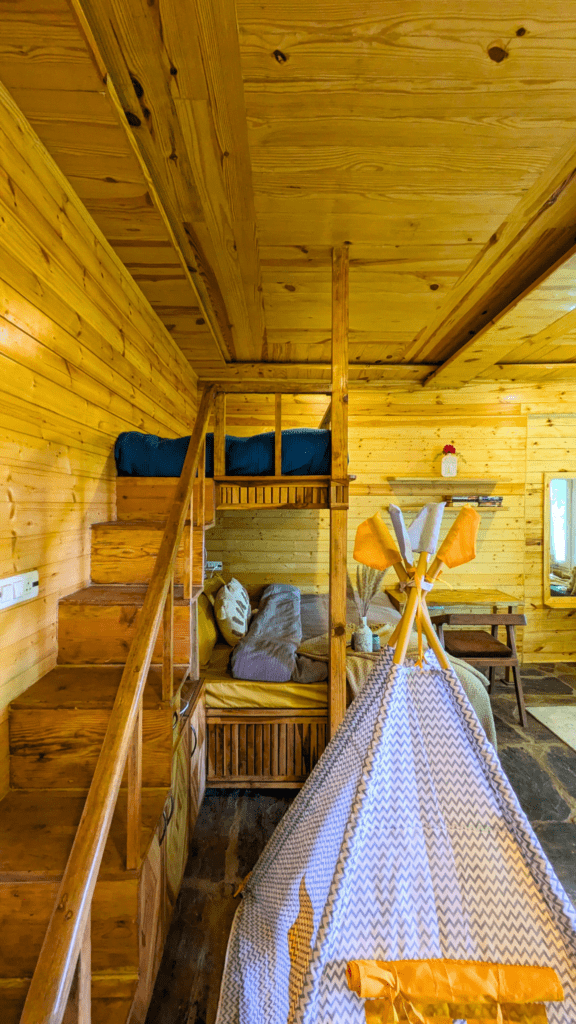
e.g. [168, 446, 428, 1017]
[204, 644, 327, 710]
[114, 428, 331, 478]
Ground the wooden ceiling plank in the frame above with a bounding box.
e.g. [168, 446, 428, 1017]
[70, 0, 261, 361]
[399, 128, 576, 385]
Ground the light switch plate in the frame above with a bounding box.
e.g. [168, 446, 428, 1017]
[0, 570, 39, 610]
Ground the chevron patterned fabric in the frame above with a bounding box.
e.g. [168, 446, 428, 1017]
[215, 648, 576, 1024]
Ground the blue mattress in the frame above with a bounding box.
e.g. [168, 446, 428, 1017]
[114, 429, 331, 477]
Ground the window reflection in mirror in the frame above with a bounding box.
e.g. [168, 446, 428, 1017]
[547, 475, 576, 602]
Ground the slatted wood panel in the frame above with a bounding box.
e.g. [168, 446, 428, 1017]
[206, 711, 327, 787]
[205, 386, 576, 661]
[215, 477, 336, 509]
[0, 76, 198, 795]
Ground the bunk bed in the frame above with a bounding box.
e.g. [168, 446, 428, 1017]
[117, 246, 351, 789]
[200, 382, 349, 788]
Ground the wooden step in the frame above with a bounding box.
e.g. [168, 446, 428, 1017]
[0, 788, 168, 881]
[0, 879, 140, 976]
[58, 585, 199, 664]
[90, 521, 204, 587]
[0, 974, 137, 1024]
[8, 666, 189, 790]
[116, 477, 215, 527]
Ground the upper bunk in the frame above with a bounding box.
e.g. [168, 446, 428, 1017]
[209, 390, 351, 511]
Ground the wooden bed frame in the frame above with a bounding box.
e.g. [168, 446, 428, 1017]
[204, 246, 349, 788]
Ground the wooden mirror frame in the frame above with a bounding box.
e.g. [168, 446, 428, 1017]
[543, 471, 576, 607]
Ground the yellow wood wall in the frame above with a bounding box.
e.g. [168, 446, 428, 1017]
[0, 82, 198, 795]
[207, 386, 576, 663]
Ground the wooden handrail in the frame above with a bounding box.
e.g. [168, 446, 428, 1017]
[21, 384, 216, 1024]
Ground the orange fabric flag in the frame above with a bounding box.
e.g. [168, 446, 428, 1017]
[354, 512, 403, 571]
[435, 505, 481, 569]
[346, 959, 563, 1004]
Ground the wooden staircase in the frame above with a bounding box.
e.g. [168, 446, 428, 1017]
[0, 473, 212, 1024]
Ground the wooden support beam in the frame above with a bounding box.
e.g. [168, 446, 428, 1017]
[196, 362, 435, 388]
[398, 132, 576, 385]
[274, 394, 282, 476]
[214, 392, 227, 476]
[329, 245, 348, 738]
[70, 0, 263, 361]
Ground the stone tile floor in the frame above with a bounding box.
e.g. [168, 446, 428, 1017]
[147, 664, 576, 1024]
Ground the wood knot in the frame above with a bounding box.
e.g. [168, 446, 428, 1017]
[487, 44, 508, 63]
[273, 49, 288, 63]
[284, 283, 296, 291]
[196, 318, 205, 325]
[516, 26, 526, 36]
[130, 75, 144, 98]
[334, 624, 346, 637]
[125, 111, 141, 127]
[170, 66, 178, 75]
[429, 283, 439, 291]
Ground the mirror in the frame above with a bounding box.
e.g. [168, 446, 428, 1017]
[544, 473, 576, 606]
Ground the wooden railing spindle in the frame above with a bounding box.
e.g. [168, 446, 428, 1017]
[63, 910, 91, 1024]
[162, 577, 174, 702]
[126, 699, 142, 870]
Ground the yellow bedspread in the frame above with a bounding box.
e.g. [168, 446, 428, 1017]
[204, 644, 327, 710]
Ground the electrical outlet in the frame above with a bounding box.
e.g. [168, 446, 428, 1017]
[0, 570, 39, 610]
[205, 560, 223, 573]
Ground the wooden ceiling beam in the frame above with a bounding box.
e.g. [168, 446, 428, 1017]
[196, 362, 435, 387]
[70, 0, 263, 362]
[397, 132, 576, 387]
[196, 360, 576, 390]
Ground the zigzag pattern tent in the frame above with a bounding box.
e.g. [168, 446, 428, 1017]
[215, 506, 576, 1024]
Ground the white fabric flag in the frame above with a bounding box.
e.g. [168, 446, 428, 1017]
[408, 502, 446, 554]
[388, 504, 412, 563]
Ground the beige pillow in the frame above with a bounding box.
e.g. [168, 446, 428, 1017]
[214, 578, 251, 647]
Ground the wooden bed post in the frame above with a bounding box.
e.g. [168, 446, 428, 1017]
[214, 391, 226, 477]
[329, 244, 349, 737]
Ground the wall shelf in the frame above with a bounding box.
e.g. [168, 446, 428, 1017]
[386, 477, 500, 484]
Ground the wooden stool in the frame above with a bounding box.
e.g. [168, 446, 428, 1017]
[431, 613, 528, 728]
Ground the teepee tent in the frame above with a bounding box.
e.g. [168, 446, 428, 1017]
[216, 506, 576, 1024]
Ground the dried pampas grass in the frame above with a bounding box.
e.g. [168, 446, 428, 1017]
[348, 565, 385, 618]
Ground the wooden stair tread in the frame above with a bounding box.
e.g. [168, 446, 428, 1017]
[10, 665, 188, 710]
[91, 520, 193, 531]
[0, 789, 168, 880]
[0, 974, 137, 1024]
[59, 584, 192, 606]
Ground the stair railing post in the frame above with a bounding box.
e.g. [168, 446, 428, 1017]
[126, 699, 142, 871]
[189, 482, 199, 681]
[214, 392, 226, 477]
[162, 576, 174, 703]
[64, 909, 91, 1024]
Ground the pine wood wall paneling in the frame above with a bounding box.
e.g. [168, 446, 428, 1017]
[0, 83, 198, 787]
[524, 414, 576, 661]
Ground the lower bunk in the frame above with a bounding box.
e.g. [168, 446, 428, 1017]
[203, 645, 328, 788]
